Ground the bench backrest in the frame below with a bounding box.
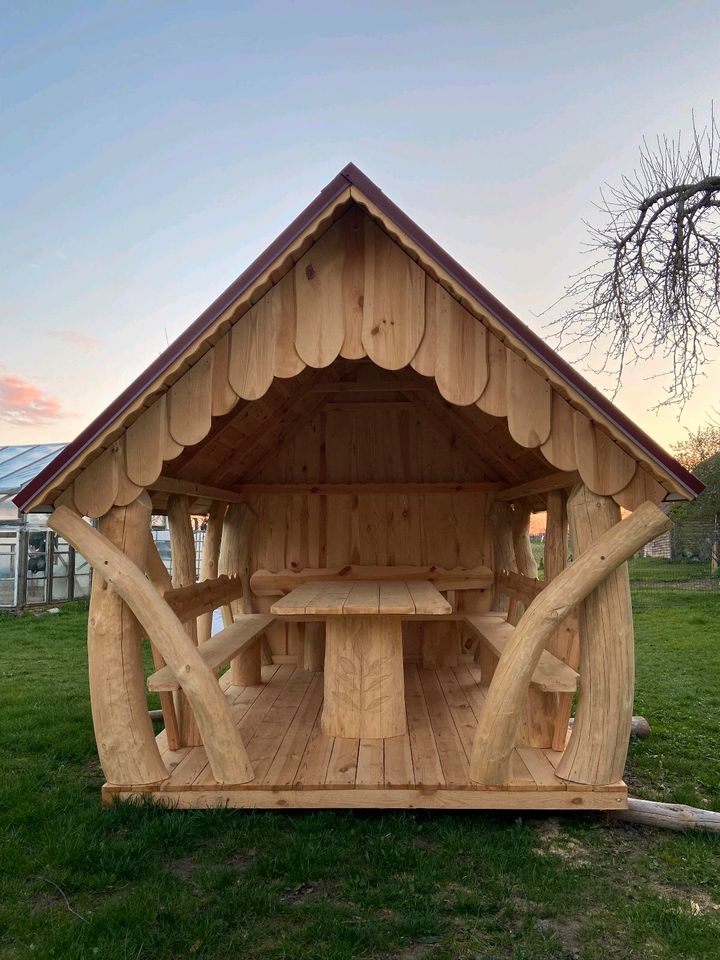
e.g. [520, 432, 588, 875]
[250, 564, 494, 597]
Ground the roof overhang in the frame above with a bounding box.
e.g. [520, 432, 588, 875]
[14, 164, 703, 513]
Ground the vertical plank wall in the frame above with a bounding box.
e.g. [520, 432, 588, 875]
[246, 405, 494, 659]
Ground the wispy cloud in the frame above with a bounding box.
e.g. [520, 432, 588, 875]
[49, 330, 101, 353]
[0, 376, 65, 426]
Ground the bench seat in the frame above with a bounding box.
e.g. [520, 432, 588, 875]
[147, 614, 274, 692]
[463, 614, 578, 694]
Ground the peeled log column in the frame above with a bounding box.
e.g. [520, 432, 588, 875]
[489, 501, 517, 613]
[144, 532, 180, 750]
[49, 505, 254, 784]
[303, 622, 326, 671]
[510, 499, 537, 623]
[219, 502, 263, 685]
[556, 486, 636, 785]
[87, 494, 169, 786]
[543, 490, 576, 751]
[167, 494, 202, 746]
[510, 499, 553, 747]
[469, 500, 671, 785]
[197, 501, 227, 644]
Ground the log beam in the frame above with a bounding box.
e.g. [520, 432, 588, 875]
[83, 494, 169, 786]
[49, 505, 255, 784]
[468, 499, 671, 785]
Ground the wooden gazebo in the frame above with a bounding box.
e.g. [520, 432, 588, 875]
[16, 165, 702, 811]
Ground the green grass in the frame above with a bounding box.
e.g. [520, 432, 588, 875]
[1, 600, 719, 959]
[628, 556, 715, 583]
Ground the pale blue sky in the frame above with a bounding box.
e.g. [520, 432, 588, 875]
[2, 1, 719, 447]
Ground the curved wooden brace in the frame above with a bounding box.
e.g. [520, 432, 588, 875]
[48, 504, 255, 785]
[468, 498, 672, 785]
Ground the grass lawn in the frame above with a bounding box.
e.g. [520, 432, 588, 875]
[627, 557, 715, 583]
[1, 598, 719, 960]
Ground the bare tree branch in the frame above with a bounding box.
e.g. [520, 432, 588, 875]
[547, 107, 720, 407]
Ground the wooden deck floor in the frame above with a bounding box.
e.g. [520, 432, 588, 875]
[103, 664, 627, 810]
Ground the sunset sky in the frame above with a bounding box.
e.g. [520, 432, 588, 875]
[2, 1, 719, 455]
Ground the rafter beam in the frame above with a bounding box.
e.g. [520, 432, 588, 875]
[495, 471, 580, 502]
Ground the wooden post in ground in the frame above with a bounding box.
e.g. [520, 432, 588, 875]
[556, 485, 637, 785]
[167, 494, 202, 746]
[144, 532, 180, 749]
[219, 502, 263, 685]
[86, 493, 169, 785]
[197, 501, 227, 644]
[543, 489, 578, 750]
[480, 502, 517, 685]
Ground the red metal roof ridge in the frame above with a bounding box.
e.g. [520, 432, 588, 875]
[15, 163, 703, 511]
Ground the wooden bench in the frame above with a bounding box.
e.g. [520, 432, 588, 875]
[147, 614, 274, 692]
[463, 613, 578, 693]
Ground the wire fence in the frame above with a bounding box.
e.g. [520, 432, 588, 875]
[531, 513, 719, 609]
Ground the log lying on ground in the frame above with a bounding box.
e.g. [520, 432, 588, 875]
[611, 798, 720, 833]
[569, 715, 652, 738]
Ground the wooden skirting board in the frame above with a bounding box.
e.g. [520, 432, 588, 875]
[102, 664, 627, 811]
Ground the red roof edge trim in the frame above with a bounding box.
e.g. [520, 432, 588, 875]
[15, 163, 703, 511]
[14, 171, 353, 512]
[340, 163, 703, 498]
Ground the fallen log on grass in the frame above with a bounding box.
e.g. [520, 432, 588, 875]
[611, 798, 720, 833]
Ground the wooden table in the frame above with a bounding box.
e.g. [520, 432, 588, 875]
[271, 580, 451, 739]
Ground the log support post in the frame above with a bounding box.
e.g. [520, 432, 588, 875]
[145, 532, 181, 749]
[543, 489, 578, 751]
[489, 501, 516, 614]
[167, 494, 202, 746]
[219, 502, 264, 685]
[49, 504, 255, 784]
[86, 493, 169, 786]
[302, 622, 326, 671]
[468, 498, 671, 785]
[197, 501, 227, 644]
[556, 486, 636, 785]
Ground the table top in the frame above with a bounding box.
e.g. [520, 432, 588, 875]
[270, 580, 452, 617]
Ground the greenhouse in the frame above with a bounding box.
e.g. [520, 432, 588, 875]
[0, 444, 92, 609]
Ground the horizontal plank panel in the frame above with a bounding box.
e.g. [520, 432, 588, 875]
[253, 565, 494, 597]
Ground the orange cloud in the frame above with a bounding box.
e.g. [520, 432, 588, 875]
[49, 330, 101, 353]
[0, 376, 65, 426]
